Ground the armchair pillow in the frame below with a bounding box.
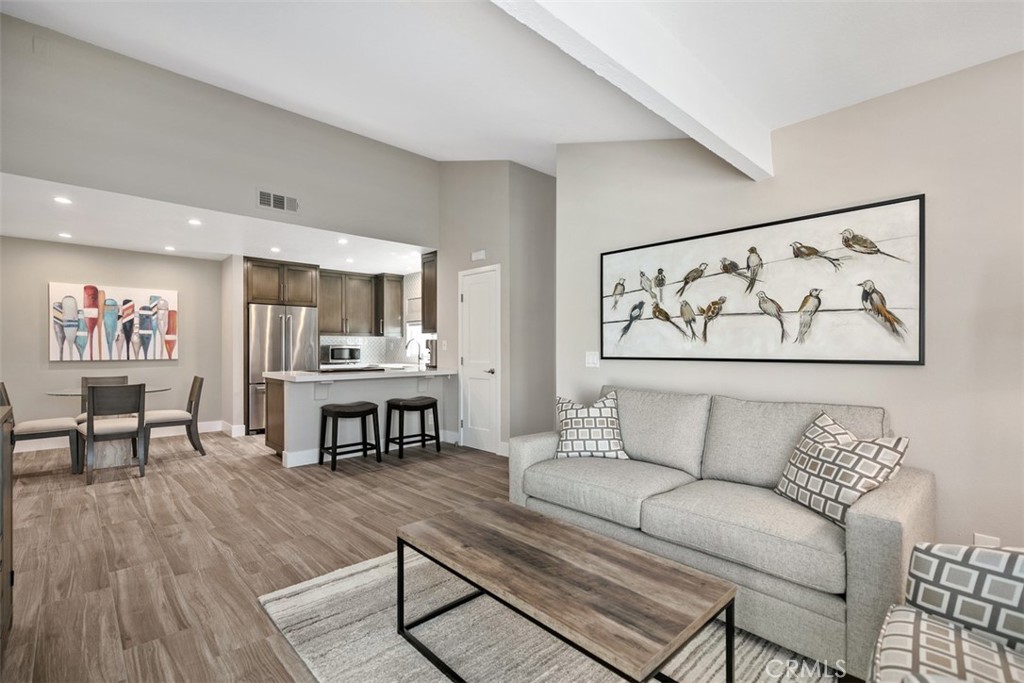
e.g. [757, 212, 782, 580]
[555, 391, 629, 459]
[775, 411, 908, 527]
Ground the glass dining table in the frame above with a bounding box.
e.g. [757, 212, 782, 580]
[48, 384, 172, 472]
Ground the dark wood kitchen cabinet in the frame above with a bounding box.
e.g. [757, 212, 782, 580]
[319, 270, 376, 336]
[245, 258, 318, 307]
[421, 251, 437, 334]
[375, 274, 404, 337]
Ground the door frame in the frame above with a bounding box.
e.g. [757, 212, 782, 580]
[457, 264, 502, 455]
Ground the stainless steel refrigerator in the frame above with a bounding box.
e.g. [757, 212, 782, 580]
[247, 304, 318, 433]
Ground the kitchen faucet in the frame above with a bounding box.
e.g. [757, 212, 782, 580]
[405, 338, 423, 366]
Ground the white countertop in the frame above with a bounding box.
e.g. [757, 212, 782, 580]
[264, 368, 456, 383]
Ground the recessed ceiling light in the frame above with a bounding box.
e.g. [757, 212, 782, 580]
[345, 258, 355, 264]
[188, 218, 202, 226]
[270, 247, 281, 253]
[337, 238, 349, 245]
[53, 196, 72, 205]
[57, 232, 72, 239]
[164, 246, 176, 251]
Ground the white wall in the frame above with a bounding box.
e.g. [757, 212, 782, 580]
[0, 15, 440, 247]
[220, 255, 245, 435]
[0, 237, 223, 424]
[555, 53, 1024, 543]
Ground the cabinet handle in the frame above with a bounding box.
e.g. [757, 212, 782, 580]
[379, 320, 383, 335]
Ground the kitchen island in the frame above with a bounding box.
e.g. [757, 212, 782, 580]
[262, 367, 458, 467]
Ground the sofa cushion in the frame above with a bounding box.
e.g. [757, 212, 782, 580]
[601, 385, 711, 478]
[776, 411, 908, 528]
[555, 392, 628, 459]
[523, 458, 695, 529]
[641, 480, 847, 593]
[703, 395, 888, 488]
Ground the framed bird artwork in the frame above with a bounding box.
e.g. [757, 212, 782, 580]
[600, 194, 924, 365]
[48, 282, 180, 362]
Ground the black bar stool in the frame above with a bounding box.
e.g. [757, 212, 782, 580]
[319, 401, 381, 471]
[384, 396, 441, 459]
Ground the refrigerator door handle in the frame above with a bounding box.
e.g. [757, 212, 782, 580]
[286, 315, 294, 372]
[279, 314, 286, 372]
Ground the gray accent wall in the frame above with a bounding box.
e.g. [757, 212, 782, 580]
[554, 53, 1024, 543]
[0, 237, 223, 423]
[0, 15, 440, 247]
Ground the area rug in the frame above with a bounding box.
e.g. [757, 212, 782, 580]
[260, 552, 836, 682]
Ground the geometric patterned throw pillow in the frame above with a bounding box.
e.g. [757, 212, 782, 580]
[774, 411, 908, 527]
[555, 391, 629, 459]
[906, 543, 1024, 653]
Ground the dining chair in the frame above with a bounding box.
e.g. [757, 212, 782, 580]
[78, 384, 146, 484]
[0, 382, 81, 473]
[144, 376, 206, 456]
[76, 375, 128, 423]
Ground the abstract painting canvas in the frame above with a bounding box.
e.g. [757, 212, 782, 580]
[601, 195, 924, 364]
[48, 283, 179, 361]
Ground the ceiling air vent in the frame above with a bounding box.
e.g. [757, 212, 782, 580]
[257, 189, 299, 213]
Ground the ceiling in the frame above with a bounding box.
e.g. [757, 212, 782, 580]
[0, 174, 428, 274]
[3, 1, 1021, 176]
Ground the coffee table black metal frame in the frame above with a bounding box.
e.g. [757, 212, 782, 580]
[396, 538, 735, 683]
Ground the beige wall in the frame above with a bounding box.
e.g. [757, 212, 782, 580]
[0, 237, 223, 424]
[1, 15, 440, 247]
[555, 53, 1024, 543]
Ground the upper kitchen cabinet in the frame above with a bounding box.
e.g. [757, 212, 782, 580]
[245, 258, 319, 307]
[375, 274, 404, 337]
[421, 251, 437, 334]
[319, 270, 376, 336]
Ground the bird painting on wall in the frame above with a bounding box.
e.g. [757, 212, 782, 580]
[619, 301, 645, 341]
[745, 247, 762, 294]
[790, 241, 846, 271]
[653, 268, 667, 302]
[639, 271, 657, 301]
[679, 300, 698, 339]
[652, 301, 689, 338]
[756, 291, 788, 343]
[840, 229, 908, 262]
[675, 263, 707, 297]
[795, 288, 822, 344]
[858, 280, 906, 338]
[610, 278, 626, 310]
[697, 296, 726, 343]
[719, 257, 748, 284]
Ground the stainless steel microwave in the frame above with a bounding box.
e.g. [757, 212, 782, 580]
[321, 345, 361, 364]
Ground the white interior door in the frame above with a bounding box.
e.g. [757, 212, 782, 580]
[459, 266, 500, 453]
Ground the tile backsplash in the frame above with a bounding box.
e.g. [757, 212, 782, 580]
[319, 336, 411, 364]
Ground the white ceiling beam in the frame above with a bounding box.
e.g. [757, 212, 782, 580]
[492, 0, 774, 180]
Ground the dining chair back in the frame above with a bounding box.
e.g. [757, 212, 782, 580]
[144, 376, 206, 456]
[78, 375, 128, 422]
[80, 384, 147, 484]
[0, 381, 81, 473]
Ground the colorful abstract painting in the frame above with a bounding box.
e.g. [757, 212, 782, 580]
[601, 195, 924, 364]
[48, 283, 179, 361]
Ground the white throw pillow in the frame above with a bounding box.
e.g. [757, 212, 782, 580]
[555, 391, 629, 459]
[775, 411, 908, 527]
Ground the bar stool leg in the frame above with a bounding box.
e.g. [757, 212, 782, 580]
[361, 414, 369, 459]
[432, 403, 441, 453]
[398, 409, 405, 459]
[319, 412, 327, 465]
[371, 410, 382, 463]
[420, 408, 427, 448]
[331, 416, 339, 471]
[384, 405, 392, 454]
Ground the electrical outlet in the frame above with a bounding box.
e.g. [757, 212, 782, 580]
[974, 533, 1001, 548]
[585, 351, 600, 368]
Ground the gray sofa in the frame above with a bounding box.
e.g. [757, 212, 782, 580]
[509, 386, 937, 679]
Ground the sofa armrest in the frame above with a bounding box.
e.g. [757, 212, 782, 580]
[845, 466, 936, 679]
[509, 431, 559, 505]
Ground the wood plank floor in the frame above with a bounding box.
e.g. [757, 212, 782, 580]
[2, 433, 509, 682]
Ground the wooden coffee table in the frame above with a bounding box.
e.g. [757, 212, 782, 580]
[397, 500, 737, 683]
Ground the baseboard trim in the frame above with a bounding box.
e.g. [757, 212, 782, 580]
[222, 422, 246, 438]
[496, 441, 509, 457]
[13, 420, 222, 453]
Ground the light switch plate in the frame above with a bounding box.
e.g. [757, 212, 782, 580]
[471, 250, 486, 261]
[585, 351, 600, 368]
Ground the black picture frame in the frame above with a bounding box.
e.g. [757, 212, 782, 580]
[600, 195, 925, 365]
